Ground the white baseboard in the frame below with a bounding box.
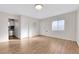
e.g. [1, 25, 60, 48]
[41, 34, 76, 41]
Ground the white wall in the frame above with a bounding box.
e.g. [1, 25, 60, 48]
[40, 11, 77, 41]
[0, 12, 20, 42]
[20, 16, 40, 39]
[77, 10, 79, 46]
[0, 12, 8, 42]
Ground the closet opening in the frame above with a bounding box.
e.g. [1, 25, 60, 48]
[8, 19, 18, 40]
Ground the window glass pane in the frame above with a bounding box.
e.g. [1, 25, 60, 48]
[52, 20, 64, 31]
[52, 21, 58, 31]
[58, 20, 64, 30]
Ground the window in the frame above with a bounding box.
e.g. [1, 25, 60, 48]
[52, 20, 65, 31]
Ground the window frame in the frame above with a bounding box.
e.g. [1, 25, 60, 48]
[52, 20, 65, 31]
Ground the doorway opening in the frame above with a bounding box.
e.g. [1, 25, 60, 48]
[8, 19, 18, 40]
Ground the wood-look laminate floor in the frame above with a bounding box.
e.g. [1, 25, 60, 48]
[0, 36, 79, 54]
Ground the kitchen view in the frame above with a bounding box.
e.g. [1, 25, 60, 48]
[8, 19, 18, 39]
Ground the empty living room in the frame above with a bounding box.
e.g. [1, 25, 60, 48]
[0, 4, 79, 54]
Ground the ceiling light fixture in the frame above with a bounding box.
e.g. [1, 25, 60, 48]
[34, 4, 43, 10]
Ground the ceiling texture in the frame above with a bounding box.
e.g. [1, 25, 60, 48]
[0, 4, 78, 19]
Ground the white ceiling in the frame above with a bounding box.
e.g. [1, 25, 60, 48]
[0, 4, 78, 19]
